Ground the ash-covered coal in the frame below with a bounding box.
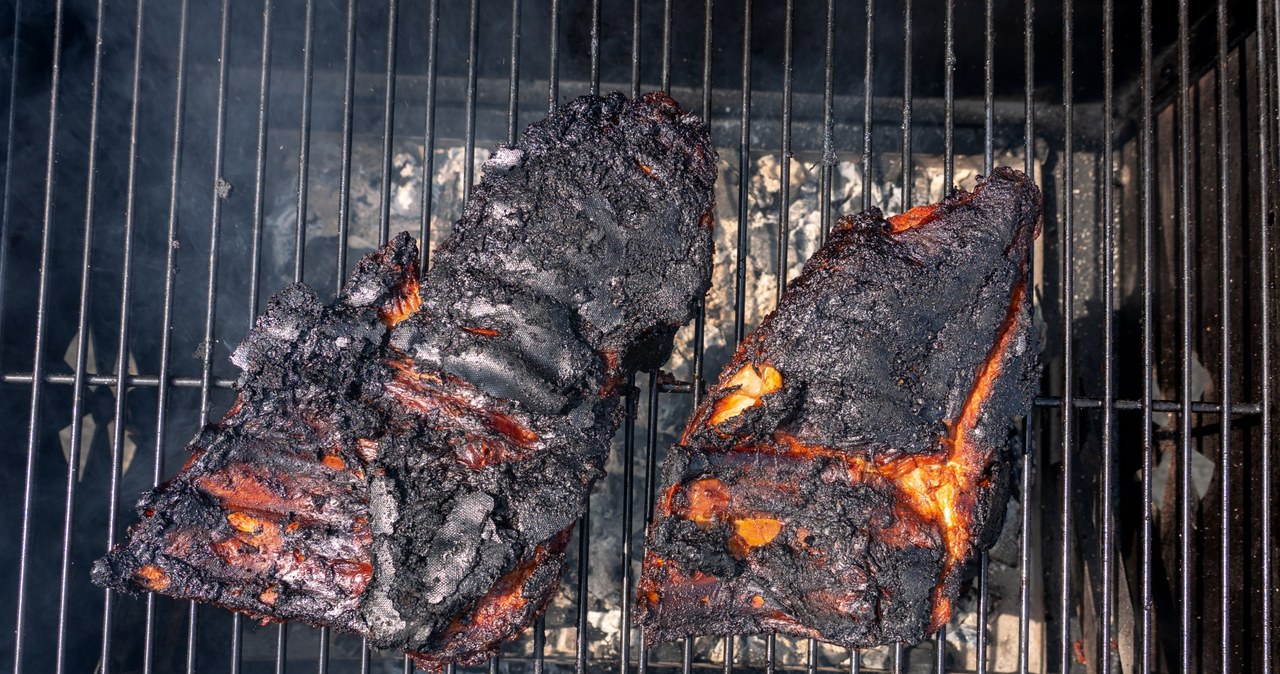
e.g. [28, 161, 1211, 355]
[637, 167, 1042, 650]
[93, 91, 717, 669]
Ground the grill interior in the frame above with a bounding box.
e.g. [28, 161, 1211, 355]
[0, 0, 1277, 672]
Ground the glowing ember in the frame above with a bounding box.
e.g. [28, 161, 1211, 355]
[709, 363, 783, 425]
[379, 274, 422, 327]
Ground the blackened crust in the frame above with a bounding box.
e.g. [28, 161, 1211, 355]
[637, 167, 1042, 648]
[94, 91, 717, 667]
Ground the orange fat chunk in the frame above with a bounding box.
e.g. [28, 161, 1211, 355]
[135, 564, 171, 591]
[227, 511, 265, 534]
[886, 204, 942, 233]
[732, 518, 783, 548]
[682, 478, 730, 524]
[709, 363, 783, 425]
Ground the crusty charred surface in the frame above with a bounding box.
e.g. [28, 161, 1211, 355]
[364, 91, 716, 659]
[637, 167, 1042, 648]
[94, 91, 716, 667]
[406, 528, 573, 670]
[90, 237, 416, 630]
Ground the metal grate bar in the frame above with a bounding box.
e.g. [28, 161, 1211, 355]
[507, 0, 522, 146]
[1139, 1, 1156, 669]
[548, 0, 560, 113]
[943, 0, 955, 188]
[1257, 1, 1276, 671]
[1029, 397, 1262, 413]
[1215, 2, 1233, 672]
[691, 0, 713, 408]
[1176, 0, 1194, 670]
[418, 0, 439, 271]
[57, 0, 108, 670]
[461, 0, 479, 204]
[190, 2, 234, 671]
[667, 0, 678, 96]
[619, 375, 638, 674]
[575, 493, 591, 673]
[276, 625, 288, 674]
[1099, 1, 1116, 672]
[1018, 418, 1033, 674]
[733, 0, 753, 347]
[588, 0, 600, 95]
[5, 371, 1268, 417]
[1276, 0, 1280, 179]
[248, 0, 274, 322]
[983, 0, 994, 175]
[11, 0, 65, 669]
[106, 2, 148, 665]
[1024, 0, 1035, 183]
[1018, 18, 1037, 674]
[639, 371, 663, 674]
[975, 554, 989, 674]
[109, 0, 149, 668]
[628, 0, 640, 100]
[818, 0, 835, 244]
[294, 0, 316, 286]
[934, 626, 945, 673]
[577, 8, 608, 670]
[901, 0, 913, 210]
[378, 0, 400, 246]
[776, 0, 794, 303]
[533, 616, 546, 674]
[861, 0, 875, 212]
[937, 1, 956, 669]
[1058, 1, 1077, 672]
[143, 4, 190, 670]
[337, 0, 358, 280]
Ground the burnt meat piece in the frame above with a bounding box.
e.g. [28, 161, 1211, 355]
[92, 91, 717, 667]
[636, 167, 1042, 648]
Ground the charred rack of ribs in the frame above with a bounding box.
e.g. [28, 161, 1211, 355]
[93, 92, 717, 668]
[636, 167, 1042, 648]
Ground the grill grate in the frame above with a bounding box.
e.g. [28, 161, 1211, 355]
[0, 0, 1276, 673]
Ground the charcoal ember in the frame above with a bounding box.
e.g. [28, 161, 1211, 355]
[637, 167, 1042, 648]
[93, 91, 717, 668]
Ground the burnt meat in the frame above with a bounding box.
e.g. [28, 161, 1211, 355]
[92, 91, 717, 667]
[636, 167, 1042, 648]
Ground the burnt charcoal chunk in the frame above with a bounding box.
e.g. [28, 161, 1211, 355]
[93, 91, 716, 668]
[637, 167, 1042, 648]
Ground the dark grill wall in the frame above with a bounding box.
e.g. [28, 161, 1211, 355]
[0, 0, 1276, 673]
